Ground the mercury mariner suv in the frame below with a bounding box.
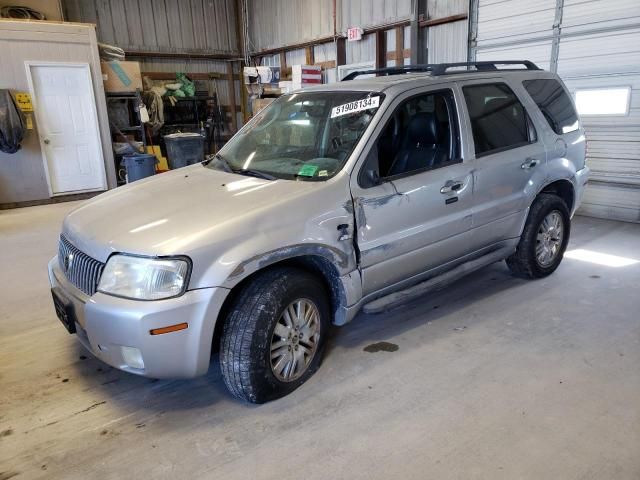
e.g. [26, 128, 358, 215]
[49, 61, 589, 403]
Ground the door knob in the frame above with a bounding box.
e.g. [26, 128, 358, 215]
[43, 138, 50, 145]
[521, 158, 538, 169]
[440, 180, 463, 194]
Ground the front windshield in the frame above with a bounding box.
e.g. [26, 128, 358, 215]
[208, 91, 384, 180]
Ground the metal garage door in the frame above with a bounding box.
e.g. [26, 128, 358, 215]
[470, 0, 640, 222]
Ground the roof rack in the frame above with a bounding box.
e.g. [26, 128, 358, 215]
[341, 60, 540, 81]
[341, 65, 436, 81]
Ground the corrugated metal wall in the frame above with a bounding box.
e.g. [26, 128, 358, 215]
[339, 0, 412, 31]
[427, 0, 469, 64]
[62, 0, 244, 130]
[248, 0, 333, 52]
[248, 0, 412, 53]
[471, 0, 640, 222]
[63, 0, 239, 54]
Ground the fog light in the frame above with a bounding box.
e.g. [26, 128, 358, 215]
[121, 346, 144, 370]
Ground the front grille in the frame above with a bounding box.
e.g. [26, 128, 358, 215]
[58, 235, 105, 296]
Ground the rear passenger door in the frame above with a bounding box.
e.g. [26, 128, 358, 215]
[459, 80, 547, 247]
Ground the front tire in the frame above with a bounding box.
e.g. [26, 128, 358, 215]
[220, 267, 330, 403]
[506, 193, 571, 279]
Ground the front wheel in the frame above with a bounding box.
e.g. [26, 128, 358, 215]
[506, 193, 571, 278]
[220, 267, 330, 403]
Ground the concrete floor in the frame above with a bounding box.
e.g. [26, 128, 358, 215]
[1, 201, 639, 480]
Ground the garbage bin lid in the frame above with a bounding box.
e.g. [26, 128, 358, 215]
[164, 132, 203, 139]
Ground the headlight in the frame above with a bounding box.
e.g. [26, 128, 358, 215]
[98, 255, 190, 300]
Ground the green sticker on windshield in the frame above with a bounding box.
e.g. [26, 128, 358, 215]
[297, 164, 318, 177]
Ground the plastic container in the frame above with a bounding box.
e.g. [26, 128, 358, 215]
[121, 154, 157, 183]
[164, 132, 205, 169]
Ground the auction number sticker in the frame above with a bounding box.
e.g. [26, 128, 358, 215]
[331, 96, 380, 118]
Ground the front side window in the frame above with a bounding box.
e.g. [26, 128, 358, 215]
[365, 90, 460, 182]
[207, 91, 383, 180]
[523, 78, 579, 134]
[463, 83, 533, 157]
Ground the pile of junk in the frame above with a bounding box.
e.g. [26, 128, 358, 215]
[101, 43, 226, 184]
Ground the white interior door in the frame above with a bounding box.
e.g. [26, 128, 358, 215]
[27, 63, 106, 195]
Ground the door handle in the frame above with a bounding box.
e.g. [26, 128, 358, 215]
[521, 158, 539, 169]
[43, 138, 50, 145]
[440, 180, 464, 194]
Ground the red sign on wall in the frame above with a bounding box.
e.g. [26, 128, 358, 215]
[347, 27, 362, 42]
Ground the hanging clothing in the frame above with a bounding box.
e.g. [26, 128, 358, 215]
[0, 90, 25, 154]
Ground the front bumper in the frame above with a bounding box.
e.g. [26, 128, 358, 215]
[48, 257, 229, 379]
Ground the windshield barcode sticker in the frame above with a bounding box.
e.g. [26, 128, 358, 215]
[331, 96, 380, 118]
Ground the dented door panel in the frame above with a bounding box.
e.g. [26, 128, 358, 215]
[353, 163, 474, 296]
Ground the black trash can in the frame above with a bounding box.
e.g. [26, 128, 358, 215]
[164, 132, 205, 169]
[121, 154, 157, 183]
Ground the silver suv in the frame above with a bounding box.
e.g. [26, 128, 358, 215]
[49, 61, 589, 403]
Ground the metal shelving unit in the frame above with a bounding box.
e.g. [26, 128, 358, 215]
[106, 89, 147, 185]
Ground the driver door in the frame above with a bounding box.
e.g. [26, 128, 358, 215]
[351, 87, 475, 297]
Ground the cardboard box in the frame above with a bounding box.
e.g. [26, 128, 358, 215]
[101, 61, 143, 92]
[251, 97, 276, 114]
[243, 66, 281, 85]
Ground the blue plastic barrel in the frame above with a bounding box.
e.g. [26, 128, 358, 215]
[121, 154, 157, 183]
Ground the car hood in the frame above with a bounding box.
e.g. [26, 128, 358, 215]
[62, 164, 318, 262]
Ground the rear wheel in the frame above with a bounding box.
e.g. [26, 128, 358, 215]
[220, 267, 330, 403]
[506, 193, 570, 278]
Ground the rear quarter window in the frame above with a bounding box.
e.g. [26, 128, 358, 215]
[523, 78, 579, 134]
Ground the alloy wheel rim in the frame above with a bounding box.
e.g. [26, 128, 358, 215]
[270, 298, 321, 382]
[536, 210, 564, 267]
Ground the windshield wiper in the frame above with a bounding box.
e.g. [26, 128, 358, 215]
[235, 168, 277, 181]
[209, 153, 276, 180]
[211, 153, 233, 173]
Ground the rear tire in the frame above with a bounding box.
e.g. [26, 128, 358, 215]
[220, 267, 330, 403]
[506, 193, 570, 279]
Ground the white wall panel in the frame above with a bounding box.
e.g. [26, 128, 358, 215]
[474, 0, 640, 221]
[339, 0, 412, 32]
[561, 0, 640, 35]
[0, 21, 114, 204]
[557, 28, 640, 78]
[428, 20, 469, 64]
[346, 32, 376, 64]
[476, 0, 556, 46]
[476, 41, 552, 71]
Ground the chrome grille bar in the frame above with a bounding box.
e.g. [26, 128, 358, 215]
[58, 235, 105, 296]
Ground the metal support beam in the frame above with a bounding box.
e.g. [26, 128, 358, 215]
[375, 30, 386, 69]
[305, 46, 314, 65]
[468, 0, 480, 62]
[226, 62, 238, 133]
[395, 26, 404, 67]
[419, 13, 468, 28]
[336, 37, 346, 67]
[411, 0, 428, 64]
[550, 0, 565, 73]
[124, 50, 240, 61]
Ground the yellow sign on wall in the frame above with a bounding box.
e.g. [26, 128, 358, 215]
[15, 92, 33, 112]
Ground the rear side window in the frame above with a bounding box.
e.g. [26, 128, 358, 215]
[463, 83, 533, 157]
[523, 79, 579, 134]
